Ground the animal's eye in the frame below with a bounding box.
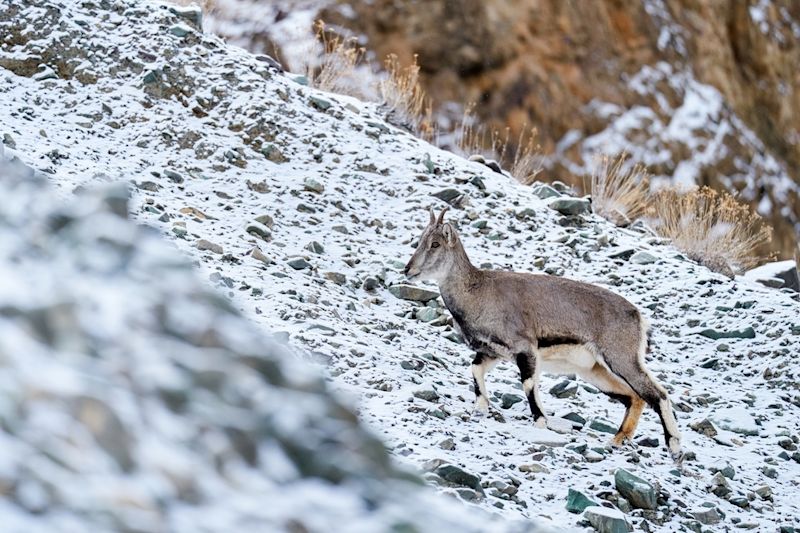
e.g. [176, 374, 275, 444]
[431, 242, 440, 249]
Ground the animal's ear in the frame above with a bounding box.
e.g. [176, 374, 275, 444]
[441, 223, 457, 247]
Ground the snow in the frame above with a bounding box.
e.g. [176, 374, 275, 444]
[1, 0, 799, 531]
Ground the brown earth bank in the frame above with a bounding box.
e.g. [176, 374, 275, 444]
[202, 0, 800, 259]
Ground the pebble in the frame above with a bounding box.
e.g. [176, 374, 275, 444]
[196, 239, 223, 254]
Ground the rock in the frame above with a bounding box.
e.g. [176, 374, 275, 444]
[168, 24, 192, 38]
[305, 241, 324, 254]
[689, 418, 718, 438]
[583, 506, 631, 533]
[262, 144, 288, 163]
[412, 389, 439, 402]
[695, 327, 756, 340]
[2, 133, 15, 148]
[400, 360, 424, 371]
[518, 463, 550, 474]
[416, 307, 439, 322]
[287, 258, 311, 270]
[255, 214, 274, 227]
[246, 222, 272, 241]
[532, 183, 560, 199]
[589, 418, 617, 435]
[710, 406, 759, 436]
[303, 177, 325, 194]
[438, 438, 455, 451]
[309, 96, 332, 111]
[562, 412, 586, 428]
[549, 380, 578, 398]
[73, 396, 134, 472]
[636, 436, 659, 448]
[196, 239, 223, 254]
[710, 472, 731, 497]
[500, 393, 524, 409]
[388, 284, 439, 302]
[548, 197, 590, 216]
[435, 465, 485, 496]
[629, 251, 658, 265]
[431, 188, 465, 207]
[164, 169, 184, 183]
[167, 4, 202, 29]
[692, 507, 721, 525]
[566, 489, 597, 514]
[324, 272, 347, 285]
[614, 469, 657, 510]
[250, 247, 273, 265]
[362, 277, 380, 291]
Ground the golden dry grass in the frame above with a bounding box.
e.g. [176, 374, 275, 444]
[646, 186, 772, 277]
[378, 54, 432, 135]
[456, 104, 542, 183]
[303, 20, 366, 97]
[590, 154, 650, 227]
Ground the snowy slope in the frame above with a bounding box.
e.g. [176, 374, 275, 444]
[1, 1, 799, 531]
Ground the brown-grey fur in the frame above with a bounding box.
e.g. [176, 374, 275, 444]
[404, 208, 682, 457]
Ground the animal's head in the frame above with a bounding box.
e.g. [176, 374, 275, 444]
[404, 207, 462, 282]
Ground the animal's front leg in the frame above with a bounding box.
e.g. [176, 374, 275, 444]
[515, 351, 547, 428]
[471, 352, 497, 416]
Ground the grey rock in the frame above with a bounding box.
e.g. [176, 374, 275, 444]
[305, 241, 324, 254]
[73, 396, 134, 472]
[303, 177, 325, 194]
[431, 188, 465, 207]
[629, 251, 658, 265]
[549, 380, 578, 398]
[548, 197, 590, 216]
[689, 418, 718, 438]
[164, 169, 184, 183]
[362, 277, 380, 291]
[196, 239, 223, 254]
[287, 258, 311, 270]
[435, 465, 485, 496]
[614, 469, 657, 510]
[413, 389, 439, 402]
[416, 307, 439, 322]
[388, 284, 439, 302]
[692, 507, 721, 525]
[168, 24, 192, 37]
[696, 327, 756, 340]
[246, 222, 272, 241]
[324, 272, 346, 285]
[589, 418, 617, 435]
[566, 489, 597, 514]
[532, 183, 560, 199]
[500, 393, 524, 409]
[255, 214, 274, 227]
[309, 96, 332, 111]
[584, 506, 631, 533]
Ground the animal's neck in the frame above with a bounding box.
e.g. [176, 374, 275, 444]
[439, 244, 480, 295]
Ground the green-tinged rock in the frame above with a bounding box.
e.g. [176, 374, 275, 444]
[500, 393, 523, 409]
[412, 389, 439, 402]
[435, 465, 485, 496]
[614, 469, 657, 510]
[629, 251, 658, 265]
[416, 307, 439, 322]
[309, 96, 332, 111]
[548, 197, 590, 216]
[550, 380, 578, 398]
[532, 183, 560, 199]
[566, 489, 597, 514]
[583, 506, 631, 533]
[695, 327, 755, 340]
[168, 24, 192, 37]
[431, 188, 463, 206]
[287, 258, 311, 270]
[389, 284, 439, 302]
[589, 418, 617, 435]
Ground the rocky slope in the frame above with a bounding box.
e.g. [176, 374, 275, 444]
[2, 1, 800, 532]
[203, 0, 800, 259]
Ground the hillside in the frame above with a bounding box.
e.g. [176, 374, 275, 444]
[1, 1, 800, 532]
[205, 0, 800, 259]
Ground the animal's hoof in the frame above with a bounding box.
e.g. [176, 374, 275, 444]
[668, 438, 683, 462]
[610, 433, 630, 448]
[533, 416, 547, 429]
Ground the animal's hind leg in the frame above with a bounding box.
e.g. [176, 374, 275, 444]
[580, 363, 642, 446]
[605, 357, 682, 457]
[471, 352, 497, 416]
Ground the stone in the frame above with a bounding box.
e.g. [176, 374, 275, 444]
[413, 389, 439, 402]
[164, 169, 184, 183]
[435, 465, 485, 496]
[262, 144, 288, 163]
[695, 327, 756, 340]
[689, 418, 718, 438]
[196, 239, 223, 254]
[255, 214, 274, 227]
[303, 177, 325, 194]
[614, 469, 657, 510]
[589, 418, 617, 435]
[246, 222, 271, 241]
[548, 197, 590, 216]
[305, 241, 324, 254]
[2, 133, 16, 148]
[362, 277, 380, 291]
[500, 393, 524, 409]
[416, 307, 439, 322]
[629, 251, 658, 265]
[431, 188, 464, 206]
[562, 412, 586, 427]
[710, 406, 759, 436]
[309, 96, 332, 110]
[324, 272, 347, 285]
[692, 507, 721, 525]
[287, 258, 311, 270]
[518, 463, 550, 474]
[566, 488, 597, 514]
[710, 472, 730, 497]
[583, 506, 631, 533]
[438, 438, 455, 451]
[250, 248, 273, 265]
[549, 380, 578, 398]
[532, 183, 560, 199]
[388, 284, 439, 302]
[168, 24, 192, 37]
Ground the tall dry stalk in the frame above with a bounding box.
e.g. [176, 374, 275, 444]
[646, 186, 772, 277]
[378, 54, 432, 137]
[303, 20, 365, 97]
[590, 154, 650, 227]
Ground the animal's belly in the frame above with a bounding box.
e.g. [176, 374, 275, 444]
[539, 343, 597, 375]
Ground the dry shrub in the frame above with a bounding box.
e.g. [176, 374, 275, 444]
[456, 104, 542, 183]
[378, 54, 433, 138]
[303, 20, 366, 96]
[646, 186, 772, 277]
[590, 154, 650, 227]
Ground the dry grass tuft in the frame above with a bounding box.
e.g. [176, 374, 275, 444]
[303, 20, 366, 96]
[456, 104, 542, 183]
[590, 154, 650, 227]
[378, 54, 433, 138]
[646, 186, 772, 277]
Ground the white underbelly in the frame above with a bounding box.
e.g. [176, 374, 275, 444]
[539, 343, 598, 375]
